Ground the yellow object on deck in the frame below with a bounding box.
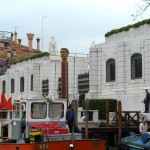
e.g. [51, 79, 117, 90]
[29, 131, 41, 143]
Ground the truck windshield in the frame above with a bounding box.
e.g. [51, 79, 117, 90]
[31, 102, 47, 119]
[0, 110, 8, 119]
[49, 103, 64, 119]
[12, 103, 20, 119]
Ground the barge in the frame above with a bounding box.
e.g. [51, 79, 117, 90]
[0, 96, 106, 150]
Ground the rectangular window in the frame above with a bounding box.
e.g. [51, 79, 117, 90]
[49, 103, 64, 119]
[31, 102, 47, 119]
[20, 77, 24, 92]
[30, 75, 33, 91]
[110, 63, 115, 81]
[42, 79, 49, 97]
[2, 80, 6, 93]
[106, 59, 115, 82]
[131, 54, 142, 80]
[11, 79, 15, 93]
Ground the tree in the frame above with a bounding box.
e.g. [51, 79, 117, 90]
[131, 0, 150, 20]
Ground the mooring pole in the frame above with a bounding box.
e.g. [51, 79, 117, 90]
[106, 100, 110, 150]
[106, 100, 109, 127]
[118, 100, 122, 148]
[60, 48, 69, 101]
[72, 100, 78, 126]
[85, 98, 89, 139]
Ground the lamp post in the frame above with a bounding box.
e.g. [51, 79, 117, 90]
[42, 16, 47, 51]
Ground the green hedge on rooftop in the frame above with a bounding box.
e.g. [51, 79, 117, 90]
[105, 18, 150, 37]
[12, 52, 49, 65]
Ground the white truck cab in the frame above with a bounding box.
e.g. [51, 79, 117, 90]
[11, 98, 67, 140]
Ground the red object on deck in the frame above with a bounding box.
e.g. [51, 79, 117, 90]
[41, 128, 68, 135]
[30, 123, 61, 129]
[30, 123, 68, 134]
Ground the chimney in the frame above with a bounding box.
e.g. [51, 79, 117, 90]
[27, 33, 34, 50]
[0, 42, 4, 48]
[7, 50, 11, 57]
[36, 37, 40, 51]
[11, 33, 13, 42]
[18, 39, 22, 45]
[14, 31, 17, 43]
[12, 49, 16, 56]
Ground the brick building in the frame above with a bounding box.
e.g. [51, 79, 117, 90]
[0, 31, 40, 75]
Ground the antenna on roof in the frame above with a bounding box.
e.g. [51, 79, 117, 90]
[42, 16, 47, 51]
[14, 26, 18, 32]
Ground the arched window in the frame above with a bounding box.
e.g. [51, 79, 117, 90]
[30, 75, 33, 91]
[106, 59, 115, 82]
[20, 77, 24, 92]
[11, 79, 15, 93]
[42, 79, 49, 97]
[2, 80, 6, 93]
[131, 53, 142, 80]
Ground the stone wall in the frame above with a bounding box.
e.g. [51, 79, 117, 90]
[0, 54, 89, 102]
[87, 24, 150, 112]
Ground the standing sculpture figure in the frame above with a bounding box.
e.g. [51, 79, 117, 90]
[60, 48, 69, 100]
[143, 89, 150, 113]
[60, 48, 69, 62]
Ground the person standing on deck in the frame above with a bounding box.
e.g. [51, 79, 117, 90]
[139, 117, 148, 135]
[66, 104, 74, 133]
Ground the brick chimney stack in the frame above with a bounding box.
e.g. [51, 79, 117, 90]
[36, 37, 40, 51]
[11, 33, 13, 42]
[18, 39, 22, 45]
[27, 33, 34, 50]
[14, 31, 17, 43]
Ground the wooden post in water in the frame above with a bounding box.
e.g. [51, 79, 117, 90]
[71, 100, 78, 126]
[85, 98, 89, 139]
[106, 101, 109, 127]
[60, 48, 69, 100]
[118, 100, 122, 147]
[106, 101, 110, 150]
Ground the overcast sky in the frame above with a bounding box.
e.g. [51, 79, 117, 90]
[1, 0, 150, 54]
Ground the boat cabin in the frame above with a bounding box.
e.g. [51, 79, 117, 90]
[0, 98, 68, 141]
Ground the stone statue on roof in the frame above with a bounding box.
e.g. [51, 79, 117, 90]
[49, 37, 58, 55]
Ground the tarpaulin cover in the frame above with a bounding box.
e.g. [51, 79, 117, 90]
[30, 123, 68, 135]
[121, 134, 150, 149]
[0, 91, 12, 110]
[30, 123, 61, 129]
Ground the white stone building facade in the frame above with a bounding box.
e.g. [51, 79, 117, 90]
[0, 38, 89, 102]
[87, 23, 150, 112]
[1, 23, 150, 113]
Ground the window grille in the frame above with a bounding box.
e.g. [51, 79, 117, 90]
[42, 79, 49, 97]
[78, 72, 89, 94]
[30, 75, 33, 91]
[11, 79, 15, 93]
[106, 59, 115, 82]
[131, 53, 142, 80]
[20, 77, 24, 92]
[58, 77, 62, 98]
[2, 80, 6, 93]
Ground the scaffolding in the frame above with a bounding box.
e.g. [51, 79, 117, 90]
[0, 31, 13, 43]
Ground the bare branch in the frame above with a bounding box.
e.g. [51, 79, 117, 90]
[131, 0, 150, 20]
